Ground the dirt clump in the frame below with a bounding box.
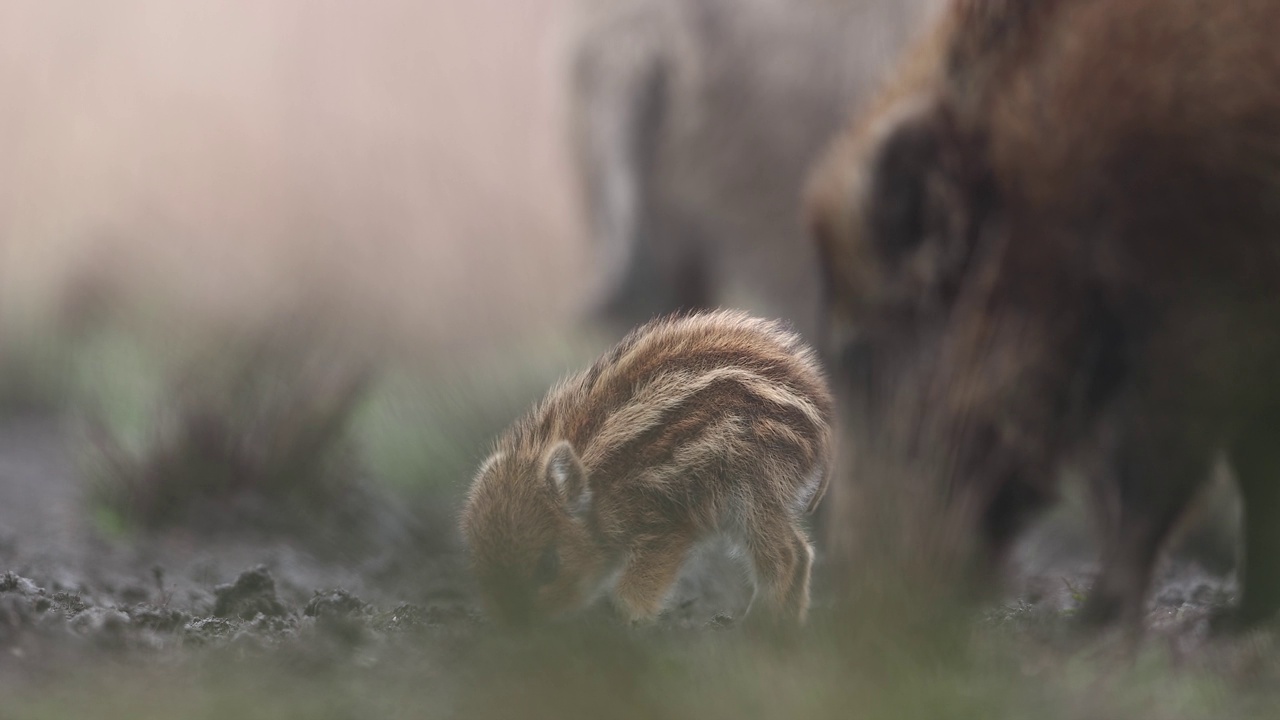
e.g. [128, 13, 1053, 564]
[212, 565, 290, 621]
[305, 589, 369, 620]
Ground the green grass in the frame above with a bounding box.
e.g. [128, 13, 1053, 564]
[5, 610, 1279, 720]
[72, 324, 372, 537]
[0, 324, 80, 413]
[354, 332, 601, 500]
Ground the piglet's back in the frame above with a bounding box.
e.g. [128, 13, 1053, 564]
[499, 310, 834, 509]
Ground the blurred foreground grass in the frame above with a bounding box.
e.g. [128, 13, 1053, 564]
[5, 607, 1280, 720]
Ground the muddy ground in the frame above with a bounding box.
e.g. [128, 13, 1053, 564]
[0, 406, 780, 649]
[2, 405, 1273, 720]
[0, 405, 793, 708]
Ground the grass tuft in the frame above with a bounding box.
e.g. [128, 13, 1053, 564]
[80, 322, 377, 546]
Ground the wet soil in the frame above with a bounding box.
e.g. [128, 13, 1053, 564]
[0, 409, 1246, 697]
[0, 411, 757, 676]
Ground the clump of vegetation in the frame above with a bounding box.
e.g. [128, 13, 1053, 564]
[81, 322, 378, 547]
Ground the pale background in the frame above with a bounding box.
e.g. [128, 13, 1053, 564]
[0, 0, 587, 356]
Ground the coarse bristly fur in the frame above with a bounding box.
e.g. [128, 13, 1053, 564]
[459, 310, 834, 627]
[805, 0, 1280, 633]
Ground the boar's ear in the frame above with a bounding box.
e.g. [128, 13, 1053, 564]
[545, 441, 590, 516]
[864, 99, 984, 300]
[865, 108, 944, 263]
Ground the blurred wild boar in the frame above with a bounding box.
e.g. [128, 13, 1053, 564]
[565, 0, 940, 343]
[806, 0, 1280, 632]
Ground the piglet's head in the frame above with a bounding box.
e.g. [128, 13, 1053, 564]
[460, 440, 603, 626]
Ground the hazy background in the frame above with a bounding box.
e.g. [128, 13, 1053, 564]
[0, 4, 1267, 719]
[0, 0, 587, 358]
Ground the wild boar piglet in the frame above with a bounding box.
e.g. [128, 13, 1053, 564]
[460, 310, 834, 626]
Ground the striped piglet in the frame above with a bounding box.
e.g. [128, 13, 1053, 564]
[460, 310, 833, 626]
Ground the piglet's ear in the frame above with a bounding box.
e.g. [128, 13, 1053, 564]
[544, 441, 590, 516]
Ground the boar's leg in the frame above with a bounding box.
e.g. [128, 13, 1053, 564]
[1222, 412, 1280, 629]
[613, 529, 696, 623]
[1079, 405, 1213, 630]
[571, 31, 715, 331]
[593, 212, 713, 332]
[981, 473, 1056, 571]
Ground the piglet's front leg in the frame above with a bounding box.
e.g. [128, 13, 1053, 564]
[612, 530, 696, 624]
